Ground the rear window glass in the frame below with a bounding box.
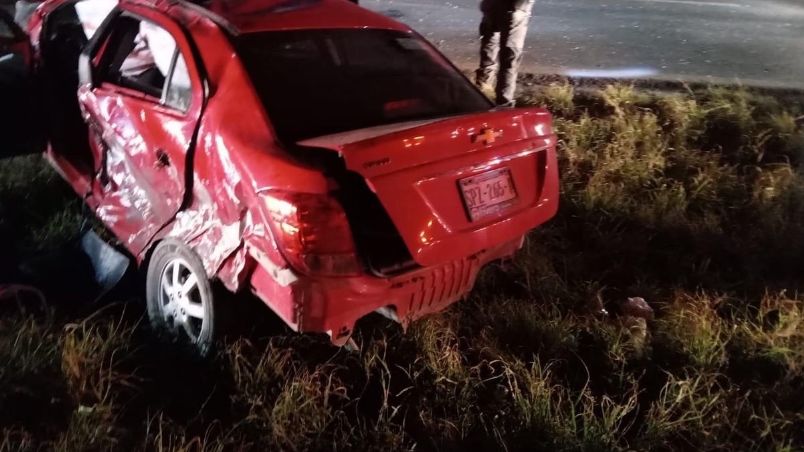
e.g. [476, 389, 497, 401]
[235, 29, 491, 143]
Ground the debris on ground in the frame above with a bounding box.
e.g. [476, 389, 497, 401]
[618, 296, 655, 321]
[12, 230, 129, 305]
[614, 297, 655, 357]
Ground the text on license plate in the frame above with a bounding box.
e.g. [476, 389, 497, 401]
[459, 168, 518, 221]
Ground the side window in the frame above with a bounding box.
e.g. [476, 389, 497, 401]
[97, 14, 192, 111]
[165, 53, 191, 111]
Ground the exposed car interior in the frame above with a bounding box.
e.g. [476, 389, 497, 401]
[35, 2, 194, 178]
[95, 14, 192, 110]
[104, 19, 168, 98]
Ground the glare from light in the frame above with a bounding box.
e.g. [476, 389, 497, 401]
[565, 67, 658, 78]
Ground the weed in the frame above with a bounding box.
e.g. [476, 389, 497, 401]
[731, 294, 803, 381]
[655, 293, 732, 370]
[226, 339, 348, 450]
[526, 82, 575, 117]
[0, 429, 34, 452]
[143, 414, 239, 452]
[1, 83, 803, 451]
[61, 312, 139, 406]
[53, 403, 121, 452]
[467, 296, 579, 362]
[0, 155, 81, 254]
[640, 372, 732, 448]
[0, 313, 60, 388]
[410, 315, 467, 383]
[504, 359, 563, 437]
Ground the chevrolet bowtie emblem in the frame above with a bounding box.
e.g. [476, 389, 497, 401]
[473, 127, 502, 145]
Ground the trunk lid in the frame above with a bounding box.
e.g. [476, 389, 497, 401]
[298, 108, 559, 267]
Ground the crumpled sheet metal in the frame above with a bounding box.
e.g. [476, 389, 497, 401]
[30, 0, 276, 293]
[137, 8, 328, 296]
[72, 5, 229, 263]
[89, 98, 165, 255]
[27, 0, 339, 320]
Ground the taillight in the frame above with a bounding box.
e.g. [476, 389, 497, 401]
[262, 191, 362, 276]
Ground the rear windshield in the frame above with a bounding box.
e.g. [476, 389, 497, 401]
[235, 29, 491, 143]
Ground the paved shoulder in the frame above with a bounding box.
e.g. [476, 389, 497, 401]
[363, 0, 804, 88]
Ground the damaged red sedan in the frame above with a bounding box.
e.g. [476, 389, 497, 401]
[22, 0, 558, 353]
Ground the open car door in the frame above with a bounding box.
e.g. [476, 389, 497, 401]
[0, 9, 43, 157]
[74, 5, 204, 256]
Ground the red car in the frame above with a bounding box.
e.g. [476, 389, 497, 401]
[19, 0, 558, 354]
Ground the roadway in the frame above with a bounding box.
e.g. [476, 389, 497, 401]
[362, 0, 804, 88]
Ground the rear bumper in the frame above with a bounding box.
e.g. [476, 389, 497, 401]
[249, 236, 524, 344]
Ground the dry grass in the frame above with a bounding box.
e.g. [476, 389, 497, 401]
[1, 83, 804, 450]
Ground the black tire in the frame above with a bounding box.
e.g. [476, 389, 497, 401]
[145, 240, 221, 357]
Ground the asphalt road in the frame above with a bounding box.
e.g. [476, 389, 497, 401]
[363, 0, 804, 89]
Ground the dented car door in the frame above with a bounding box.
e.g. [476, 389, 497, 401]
[77, 6, 203, 255]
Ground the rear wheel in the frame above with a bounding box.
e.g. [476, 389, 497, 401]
[146, 240, 219, 356]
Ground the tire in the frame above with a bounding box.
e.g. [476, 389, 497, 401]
[146, 240, 220, 357]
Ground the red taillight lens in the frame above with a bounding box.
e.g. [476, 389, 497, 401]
[263, 191, 362, 276]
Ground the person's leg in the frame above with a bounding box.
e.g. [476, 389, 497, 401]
[475, 12, 500, 91]
[497, 0, 534, 106]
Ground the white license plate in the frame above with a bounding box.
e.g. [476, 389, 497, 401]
[459, 168, 518, 221]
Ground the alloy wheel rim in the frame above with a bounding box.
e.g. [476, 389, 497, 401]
[158, 257, 205, 342]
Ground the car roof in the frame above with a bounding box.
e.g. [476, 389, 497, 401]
[122, 0, 411, 35]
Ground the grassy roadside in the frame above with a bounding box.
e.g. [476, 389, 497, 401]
[1, 84, 803, 451]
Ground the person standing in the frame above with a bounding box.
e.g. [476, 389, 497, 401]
[475, 0, 535, 107]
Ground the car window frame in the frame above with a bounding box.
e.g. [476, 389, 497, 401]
[87, 7, 200, 116]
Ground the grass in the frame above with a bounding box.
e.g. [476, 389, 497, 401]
[1, 82, 803, 450]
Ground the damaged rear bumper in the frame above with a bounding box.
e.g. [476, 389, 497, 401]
[249, 236, 525, 345]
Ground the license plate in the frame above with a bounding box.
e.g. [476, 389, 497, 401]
[459, 168, 518, 221]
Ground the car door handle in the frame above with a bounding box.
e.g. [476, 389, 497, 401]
[155, 149, 170, 168]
